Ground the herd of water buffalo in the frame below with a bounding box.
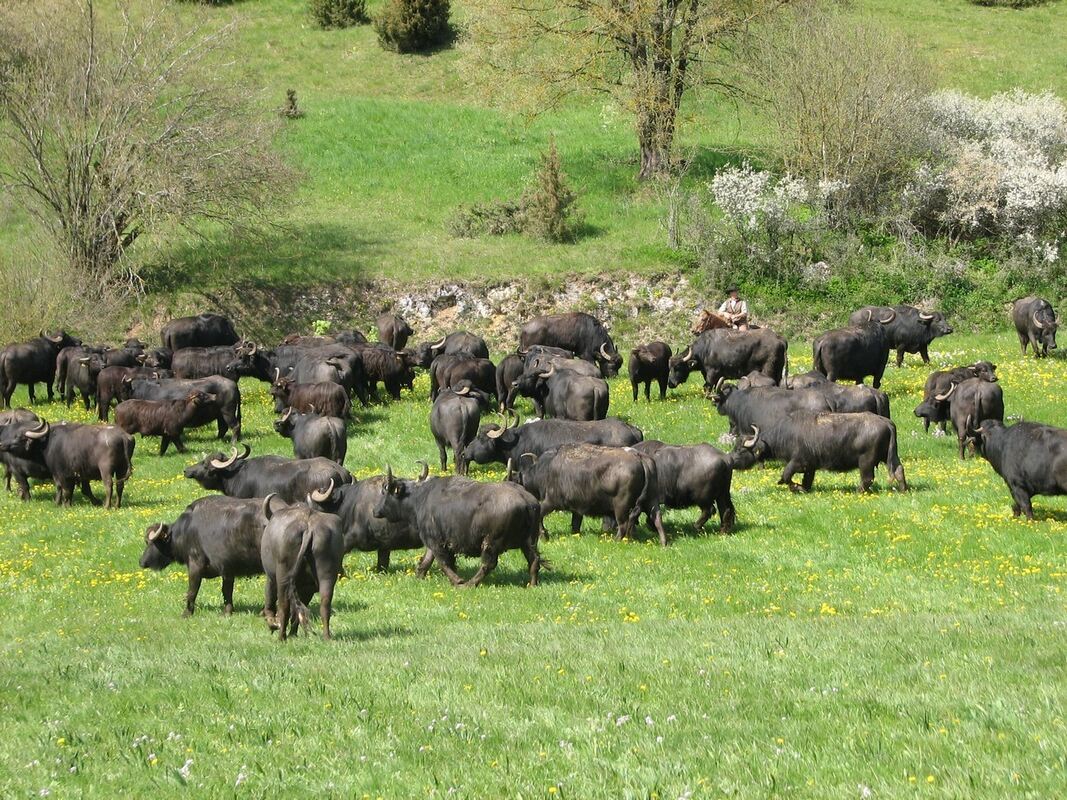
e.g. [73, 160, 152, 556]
[0, 295, 1062, 639]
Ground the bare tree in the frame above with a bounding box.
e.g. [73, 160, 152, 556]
[466, 0, 799, 180]
[0, 0, 295, 295]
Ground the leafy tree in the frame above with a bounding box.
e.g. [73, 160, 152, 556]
[466, 0, 799, 179]
[0, 0, 294, 294]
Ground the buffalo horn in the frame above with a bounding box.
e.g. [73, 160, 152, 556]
[416, 460, 429, 482]
[742, 425, 760, 449]
[599, 342, 611, 360]
[456, 385, 470, 396]
[541, 365, 555, 379]
[1032, 312, 1045, 330]
[146, 523, 165, 542]
[24, 420, 50, 439]
[280, 407, 293, 423]
[918, 312, 935, 321]
[879, 311, 896, 324]
[520, 452, 538, 464]
[486, 423, 505, 439]
[310, 479, 335, 503]
[682, 346, 693, 362]
[210, 447, 240, 469]
[430, 336, 447, 352]
[505, 458, 514, 481]
[934, 382, 956, 402]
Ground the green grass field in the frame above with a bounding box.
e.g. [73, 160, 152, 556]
[1, 331, 1064, 797]
[4, 0, 1066, 291]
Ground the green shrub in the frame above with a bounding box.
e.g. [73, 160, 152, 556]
[521, 138, 579, 243]
[447, 140, 580, 242]
[375, 0, 453, 54]
[309, 0, 369, 29]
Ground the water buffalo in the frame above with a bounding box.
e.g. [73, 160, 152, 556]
[509, 365, 609, 421]
[914, 361, 998, 433]
[0, 409, 48, 500]
[184, 445, 352, 503]
[410, 332, 490, 367]
[632, 441, 736, 533]
[375, 464, 543, 587]
[510, 443, 666, 545]
[519, 312, 623, 377]
[139, 496, 269, 616]
[307, 476, 422, 572]
[115, 390, 219, 455]
[0, 418, 134, 508]
[55, 344, 107, 401]
[430, 384, 491, 475]
[782, 370, 829, 390]
[261, 495, 344, 640]
[270, 374, 351, 419]
[161, 313, 239, 352]
[736, 370, 778, 391]
[429, 354, 496, 401]
[496, 354, 526, 412]
[274, 408, 347, 465]
[669, 329, 787, 390]
[629, 342, 672, 401]
[352, 343, 412, 401]
[712, 383, 832, 439]
[171, 343, 258, 380]
[812, 316, 894, 388]
[971, 420, 1067, 520]
[130, 376, 241, 441]
[376, 314, 413, 351]
[96, 366, 171, 422]
[849, 305, 953, 366]
[0, 331, 81, 406]
[463, 414, 643, 467]
[735, 412, 907, 493]
[1012, 296, 1058, 357]
[929, 378, 1005, 459]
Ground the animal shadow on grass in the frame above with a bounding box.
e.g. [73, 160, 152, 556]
[422, 562, 586, 588]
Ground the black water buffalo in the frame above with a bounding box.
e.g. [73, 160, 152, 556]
[307, 476, 422, 572]
[270, 375, 351, 419]
[284, 355, 362, 401]
[115, 390, 219, 455]
[914, 361, 998, 433]
[712, 383, 832, 439]
[274, 408, 347, 465]
[0, 418, 134, 508]
[130, 376, 241, 441]
[971, 420, 1067, 520]
[410, 331, 490, 367]
[375, 464, 543, 586]
[56, 344, 107, 400]
[849, 305, 953, 366]
[496, 354, 526, 412]
[353, 343, 412, 401]
[261, 495, 344, 640]
[0, 409, 48, 500]
[782, 370, 829, 390]
[812, 316, 894, 388]
[462, 415, 643, 467]
[96, 366, 171, 422]
[736, 370, 778, 391]
[142, 347, 173, 370]
[171, 343, 257, 381]
[510, 443, 665, 545]
[930, 378, 1005, 459]
[64, 351, 108, 409]
[521, 347, 601, 378]
[376, 314, 413, 351]
[1012, 296, 1058, 357]
[519, 312, 623, 377]
[184, 446, 351, 502]
[735, 412, 907, 493]
[161, 313, 239, 352]
[632, 441, 736, 533]
[139, 496, 268, 616]
[0, 331, 81, 406]
[509, 364, 609, 421]
[430, 384, 491, 475]
[669, 328, 787, 390]
[803, 382, 890, 417]
[429, 354, 495, 401]
[629, 343, 671, 401]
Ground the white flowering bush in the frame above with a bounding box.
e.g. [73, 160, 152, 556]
[906, 90, 1067, 259]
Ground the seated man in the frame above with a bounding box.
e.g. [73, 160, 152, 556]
[718, 286, 749, 330]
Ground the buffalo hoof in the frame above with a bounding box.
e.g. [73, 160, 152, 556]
[222, 605, 233, 616]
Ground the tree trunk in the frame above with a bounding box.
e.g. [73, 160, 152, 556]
[637, 109, 675, 181]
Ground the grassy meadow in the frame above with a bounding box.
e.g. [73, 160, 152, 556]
[0, 331, 1064, 797]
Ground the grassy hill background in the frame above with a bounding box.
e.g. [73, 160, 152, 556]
[1, 0, 1066, 335]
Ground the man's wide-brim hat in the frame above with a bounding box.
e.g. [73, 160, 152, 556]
[726, 285, 738, 293]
